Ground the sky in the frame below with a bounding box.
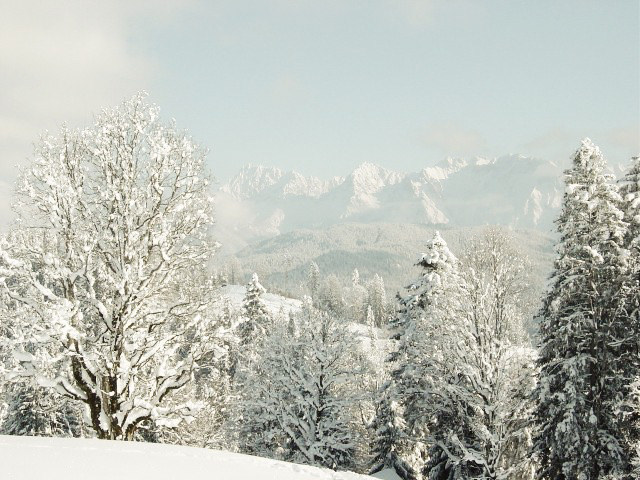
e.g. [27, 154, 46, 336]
[0, 0, 638, 228]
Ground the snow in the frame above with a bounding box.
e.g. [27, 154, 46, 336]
[371, 468, 402, 480]
[214, 157, 565, 251]
[219, 284, 302, 317]
[11, 348, 34, 362]
[0, 435, 376, 480]
[524, 187, 544, 224]
[221, 164, 284, 199]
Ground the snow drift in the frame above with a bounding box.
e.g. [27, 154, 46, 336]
[0, 435, 384, 480]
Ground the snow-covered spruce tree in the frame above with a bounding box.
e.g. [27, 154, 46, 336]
[365, 305, 378, 349]
[534, 139, 634, 479]
[371, 232, 460, 479]
[369, 382, 408, 477]
[239, 300, 366, 471]
[307, 261, 321, 299]
[0, 93, 218, 440]
[423, 227, 536, 480]
[345, 269, 368, 324]
[316, 274, 345, 316]
[367, 274, 388, 328]
[237, 273, 270, 347]
[233, 274, 274, 454]
[627, 377, 640, 478]
[1, 381, 82, 437]
[618, 155, 640, 458]
[619, 156, 640, 249]
[352, 268, 361, 287]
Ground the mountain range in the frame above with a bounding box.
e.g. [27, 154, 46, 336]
[214, 155, 564, 252]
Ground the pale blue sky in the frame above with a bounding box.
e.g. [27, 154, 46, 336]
[0, 0, 638, 207]
[135, 0, 639, 180]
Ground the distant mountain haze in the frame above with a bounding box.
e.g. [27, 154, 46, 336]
[214, 156, 564, 253]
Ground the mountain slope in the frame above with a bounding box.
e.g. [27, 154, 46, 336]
[218, 223, 555, 300]
[214, 156, 563, 252]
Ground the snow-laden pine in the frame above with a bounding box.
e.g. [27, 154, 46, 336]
[421, 229, 536, 479]
[372, 229, 536, 480]
[238, 273, 271, 347]
[534, 139, 634, 478]
[371, 232, 459, 479]
[619, 154, 640, 471]
[620, 156, 640, 249]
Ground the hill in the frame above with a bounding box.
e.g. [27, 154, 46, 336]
[0, 435, 383, 480]
[217, 223, 555, 300]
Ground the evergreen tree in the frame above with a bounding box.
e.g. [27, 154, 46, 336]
[238, 273, 270, 347]
[367, 274, 388, 328]
[618, 155, 640, 469]
[369, 382, 411, 478]
[1, 382, 81, 437]
[423, 228, 536, 480]
[534, 139, 633, 479]
[619, 156, 640, 248]
[629, 377, 640, 477]
[307, 261, 321, 298]
[345, 272, 368, 324]
[372, 232, 459, 479]
[317, 274, 345, 316]
[365, 305, 378, 348]
[352, 268, 361, 287]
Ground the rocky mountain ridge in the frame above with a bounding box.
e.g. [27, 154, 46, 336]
[214, 156, 564, 252]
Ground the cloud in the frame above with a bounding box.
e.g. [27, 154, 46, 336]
[384, 0, 483, 27]
[604, 126, 640, 155]
[520, 128, 579, 163]
[270, 73, 305, 102]
[523, 128, 575, 151]
[0, 0, 194, 229]
[392, 0, 437, 26]
[421, 123, 488, 157]
[522, 126, 640, 167]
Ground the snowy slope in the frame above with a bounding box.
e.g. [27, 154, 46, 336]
[218, 284, 302, 316]
[214, 157, 563, 251]
[220, 223, 555, 298]
[0, 435, 375, 480]
[371, 469, 402, 480]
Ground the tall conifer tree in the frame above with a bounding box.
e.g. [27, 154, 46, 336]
[534, 139, 632, 478]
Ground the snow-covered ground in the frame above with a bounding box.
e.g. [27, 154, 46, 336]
[370, 469, 402, 480]
[0, 435, 379, 480]
[219, 284, 302, 317]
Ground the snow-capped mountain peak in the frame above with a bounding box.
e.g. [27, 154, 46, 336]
[279, 171, 331, 198]
[215, 156, 564, 250]
[221, 164, 284, 199]
[347, 162, 404, 197]
[421, 157, 468, 181]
